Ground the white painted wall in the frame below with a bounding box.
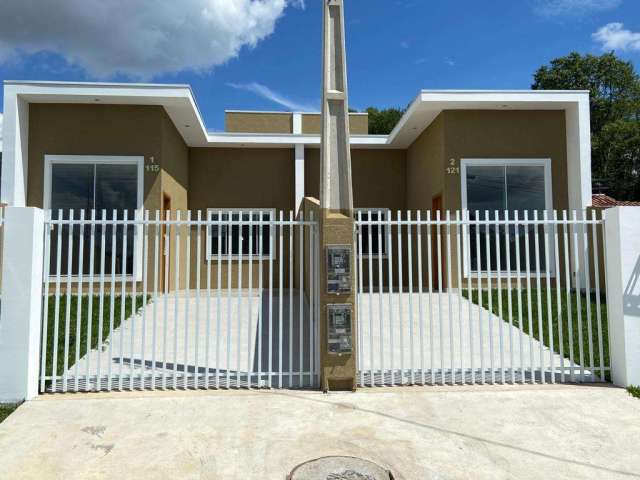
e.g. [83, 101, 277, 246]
[604, 207, 640, 387]
[0, 207, 45, 401]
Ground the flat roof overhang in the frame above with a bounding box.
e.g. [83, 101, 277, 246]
[3, 81, 589, 150]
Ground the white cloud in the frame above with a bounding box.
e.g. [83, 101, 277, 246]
[0, 0, 304, 79]
[227, 82, 316, 111]
[534, 0, 621, 16]
[593, 23, 640, 51]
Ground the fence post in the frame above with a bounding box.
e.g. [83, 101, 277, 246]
[604, 206, 640, 387]
[0, 207, 45, 401]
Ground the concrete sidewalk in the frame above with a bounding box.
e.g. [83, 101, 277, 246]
[1, 385, 639, 479]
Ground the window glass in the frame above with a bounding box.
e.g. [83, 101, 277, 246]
[465, 163, 547, 273]
[49, 162, 139, 276]
[209, 211, 273, 258]
[355, 210, 388, 257]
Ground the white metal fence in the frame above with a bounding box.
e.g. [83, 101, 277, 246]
[355, 210, 609, 386]
[39, 210, 320, 393]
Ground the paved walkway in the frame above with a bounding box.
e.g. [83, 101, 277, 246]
[1, 385, 639, 479]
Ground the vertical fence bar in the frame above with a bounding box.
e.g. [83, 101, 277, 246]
[118, 211, 127, 390]
[162, 210, 170, 390]
[387, 211, 395, 386]
[562, 211, 575, 382]
[474, 211, 484, 384]
[504, 210, 514, 383]
[484, 210, 494, 384]
[445, 211, 454, 385]
[572, 210, 585, 382]
[52, 210, 64, 391]
[289, 211, 294, 387]
[85, 210, 96, 391]
[62, 210, 74, 392]
[377, 210, 385, 386]
[299, 211, 304, 387]
[226, 211, 233, 389]
[74, 210, 85, 392]
[278, 210, 284, 389]
[417, 211, 425, 385]
[256, 212, 263, 388]
[455, 212, 464, 386]
[130, 211, 139, 390]
[523, 211, 535, 383]
[107, 210, 117, 391]
[195, 211, 202, 388]
[533, 211, 545, 385]
[183, 211, 191, 388]
[426, 211, 434, 385]
[397, 210, 404, 385]
[543, 211, 555, 384]
[591, 210, 605, 381]
[269, 212, 274, 388]
[309, 211, 315, 387]
[237, 211, 244, 389]
[139, 210, 149, 389]
[466, 211, 475, 385]
[356, 211, 364, 385]
[152, 211, 160, 389]
[39, 211, 52, 393]
[216, 210, 223, 389]
[581, 210, 595, 382]
[553, 210, 565, 383]
[248, 212, 254, 388]
[436, 210, 444, 386]
[494, 210, 505, 384]
[407, 211, 415, 385]
[173, 211, 181, 389]
[513, 211, 525, 384]
[368, 212, 375, 386]
[96, 210, 107, 391]
[204, 211, 213, 389]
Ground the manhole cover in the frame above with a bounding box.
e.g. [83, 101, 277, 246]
[288, 456, 394, 480]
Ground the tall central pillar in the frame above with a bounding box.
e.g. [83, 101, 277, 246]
[319, 0, 357, 392]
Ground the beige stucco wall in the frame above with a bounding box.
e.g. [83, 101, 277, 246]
[403, 109, 569, 288]
[304, 148, 406, 211]
[187, 147, 295, 289]
[225, 112, 293, 134]
[301, 113, 369, 135]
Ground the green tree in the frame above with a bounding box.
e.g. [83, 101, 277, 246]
[365, 107, 405, 135]
[532, 52, 640, 200]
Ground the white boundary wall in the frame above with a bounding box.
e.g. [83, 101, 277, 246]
[604, 206, 640, 387]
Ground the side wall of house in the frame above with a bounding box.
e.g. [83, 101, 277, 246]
[187, 147, 295, 289]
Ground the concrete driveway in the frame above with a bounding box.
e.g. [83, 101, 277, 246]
[1, 385, 639, 479]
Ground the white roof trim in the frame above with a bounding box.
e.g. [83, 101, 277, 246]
[3, 81, 589, 149]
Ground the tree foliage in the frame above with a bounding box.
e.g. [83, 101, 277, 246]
[533, 52, 640, 200]
[365, 107, 405, 135]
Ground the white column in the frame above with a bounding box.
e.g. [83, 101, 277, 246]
[0, 207, 45, 401]
[565, 96, 592, 212]
[604, 206, 640, 387]
[1, 86, 30, 206]
[293, 113, 305, 213]
[295, 144, 305, 213]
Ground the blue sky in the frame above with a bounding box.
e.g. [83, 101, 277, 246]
[0, 0, 639, 132]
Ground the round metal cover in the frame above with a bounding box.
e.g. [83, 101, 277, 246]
[288, 456, 393, 480]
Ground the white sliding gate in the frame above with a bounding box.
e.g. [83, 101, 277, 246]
[355, 210, 610, 386]
[39, 210, 320, 393]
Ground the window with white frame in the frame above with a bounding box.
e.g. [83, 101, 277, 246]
[207, 209, 275, 260]
[461, 159, 553, 275]
[355, 208, 390, 258]
[45, 155, 143, 277]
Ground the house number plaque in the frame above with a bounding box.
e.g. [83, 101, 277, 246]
[327, 304, 353, 355]
[326, 245, 352, 294]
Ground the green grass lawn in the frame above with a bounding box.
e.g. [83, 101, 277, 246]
[0, 404, 18, 424]
[628, 386, 640, 399]
[43, 295, 148, 379]
[463, 288, 609, 377]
